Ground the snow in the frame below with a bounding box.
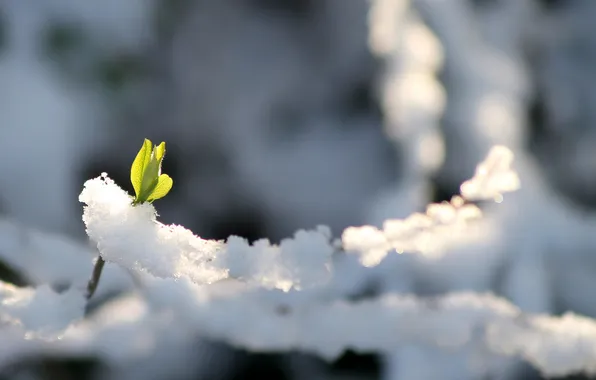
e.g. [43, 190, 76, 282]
[0, 143, 595, 378]
[79, 174, 227, 284]
[342, 146, 516, 266]
[3, 0, 596, 379]
[459, 146, 520, 202]
[0, 282, 85, 335]
[3, 273, 596, 378]
[59, 145, 596, 377]
[221, 226, 334, 291]
[80, 174, 335, 291]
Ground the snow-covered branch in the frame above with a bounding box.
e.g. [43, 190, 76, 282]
[343, 145, 519, 266]
[55, 145, 592, 377]
[0, 143, 592, 378]
[2, 275, 596, 378]
[79, 174, 334, 291]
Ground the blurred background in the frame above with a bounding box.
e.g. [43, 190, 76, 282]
[1, 0, 596, 379]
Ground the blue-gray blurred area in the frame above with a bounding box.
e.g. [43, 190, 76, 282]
[0, 0, 397, 246]
[2, 0, 596, 379]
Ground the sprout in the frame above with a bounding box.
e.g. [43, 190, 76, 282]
[130, 138, 173, 205]
[87, 139, 174, 300]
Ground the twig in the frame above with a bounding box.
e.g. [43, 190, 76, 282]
[86, 256, 105, 300]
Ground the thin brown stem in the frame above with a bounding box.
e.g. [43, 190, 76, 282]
[86, 256, 105, 300]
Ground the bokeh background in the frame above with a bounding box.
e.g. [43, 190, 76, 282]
[1, 0, 596, 379]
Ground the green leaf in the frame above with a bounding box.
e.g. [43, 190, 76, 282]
[154, 141, 166, 163]
[130, 139, 153, 198]
[137, 156, 160, 202]
[129, 138, 173, 205]
[147, 174, 173, 202]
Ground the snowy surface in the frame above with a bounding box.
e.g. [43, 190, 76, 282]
[3, 0, 596, 379]
[79, 173, 334, 291]
[343, 146, 518, 266]
[0, 146, 556, 378]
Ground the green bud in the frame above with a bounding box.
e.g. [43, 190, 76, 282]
[130, 139, 173, 205]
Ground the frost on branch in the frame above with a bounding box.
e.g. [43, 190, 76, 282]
[223, 226, 333, 291]
[79, 174, 226, 284]
[72, 144, 596, 377]
[342, 146, 519, 266]
[6, 276, 596, 378]
[79, 175, 333, 290]
[460, 145, 520, 202]
[0, 281, 85, 335]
